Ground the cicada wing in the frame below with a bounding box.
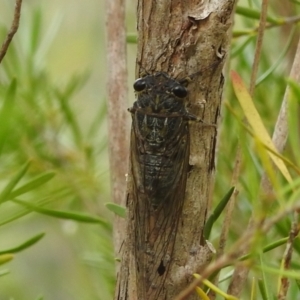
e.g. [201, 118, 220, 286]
[130, 118, 190, 299]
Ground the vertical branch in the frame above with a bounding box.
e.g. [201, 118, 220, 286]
[249, 0, 269, 96]
[272, 36, 300, 153]
[0, 0, 23, 64]
[115, 1, 235, 299]
[275, 37, 300, 300]
[105, 0, 129, 255]
[278, 212, 300, 299]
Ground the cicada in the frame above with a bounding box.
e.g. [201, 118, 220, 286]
[128, 67, 217, 298]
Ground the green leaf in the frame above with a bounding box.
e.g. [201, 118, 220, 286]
[255, 265, 300, 279]
[0, 161, 31, 204]
[126, 33, 137, 44]
[231, 36, 255, 58]
[105, 202, 126, 218]
[30, 7, 42, 54]
[55, 80, 85, 147]
[258, 254, 270, 300]
[240, 237, 289, 261]
[9, 172, 56, 198]
[256, 27, 296, 85]
[235, 6, 280, 24]
[0, 79, 17, 154]
[0, 254, 14, 265]
[0, 233, 45, 255]
[204, 187, 235, 239]
[296, 279, 300, 291]
[0, 197, 53, 226]
[12, 198, 109, 228]
[232, 30, 256, 38]
[258, 278, 268, 300]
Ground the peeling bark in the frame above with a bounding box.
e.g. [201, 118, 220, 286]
[115, 1, 235, 299]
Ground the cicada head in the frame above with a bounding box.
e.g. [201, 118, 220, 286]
[133, 73, 188, 115]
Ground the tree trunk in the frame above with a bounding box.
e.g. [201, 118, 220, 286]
[115, 1, 235, 299]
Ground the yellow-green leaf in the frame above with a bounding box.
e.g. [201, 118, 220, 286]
[231, 71, 292, 184]
[0, 254, 14, 265]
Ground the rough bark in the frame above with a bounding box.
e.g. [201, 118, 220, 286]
[115, 1, 235, 299]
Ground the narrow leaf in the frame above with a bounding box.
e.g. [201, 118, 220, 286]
[126, 33, 137, 44]
[195, 287, 209, 300]
[256, 27, 296, 85]
[231, 71, 292, 183]
[0, 197, 53, 226]
[0, 79, 17, 154]
[240, 237, 289, 261]
[258, 278, 268, 300]
[259, 254, 271, 300]
[9, 172, 56, 198]
[194, 274, 239, 300]
[0, 161, 31, 204]
[0, 233, 45, 255]
[12, 198, 109, 227]
[255, 265, 300, 279]
[204, 187, 235, 239]
[0, 254, 14, 265]
[105, 202, 126, 218]
[250, 277, 257, 300]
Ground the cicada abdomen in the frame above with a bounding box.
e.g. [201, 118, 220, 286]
[128, 72, 195, 298]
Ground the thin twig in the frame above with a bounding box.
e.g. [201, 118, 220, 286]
[272, 35, 300, 155]
[249, 0, 269, 95]
[0, 0, 23, 64]
[278, 212, 300, 299]
[105, 0, 129, 258]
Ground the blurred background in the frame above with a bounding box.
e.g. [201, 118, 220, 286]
[0, 0, 300, 299]
[0, 1, 136, 299]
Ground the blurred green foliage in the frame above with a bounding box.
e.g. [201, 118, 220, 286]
[0, 2, 113, 300]
[0, 0, 300, 299]
[215, 1, 300, 299]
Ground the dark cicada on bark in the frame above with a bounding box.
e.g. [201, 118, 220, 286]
[128, 72, 200, 299]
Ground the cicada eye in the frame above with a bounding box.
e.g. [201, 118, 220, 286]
[172, 85, 187, 98]
[133, 78, 146, 92]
